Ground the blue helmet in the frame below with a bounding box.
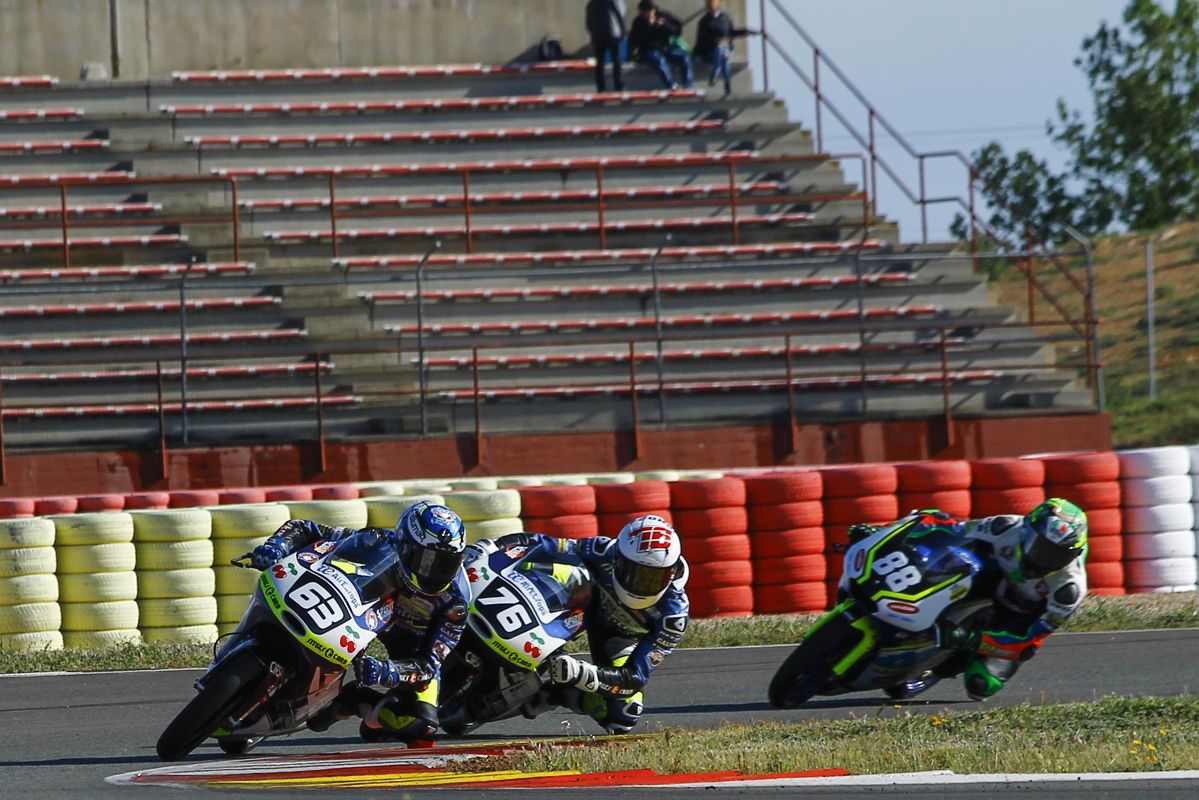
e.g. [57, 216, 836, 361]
[395, 501, 466, 594]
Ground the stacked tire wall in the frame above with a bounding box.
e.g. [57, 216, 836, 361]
[744, 472, 825, 614]
[132, 509, 217, 644]
[519, 486, 598, 539]
[0, 519, 61, 652]
[1117, 447, 1196, 592]
[670, 478, 752, 618]
[819, 464, 900, 606]
[1038, 452, 1124, 594]
[210, 503, 292, 635]
[52, 513, 139, 649]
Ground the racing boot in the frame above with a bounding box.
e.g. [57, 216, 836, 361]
[883, 671, 940, 701]
[360, 682, 440, 748]
[307, 684, 383, 733]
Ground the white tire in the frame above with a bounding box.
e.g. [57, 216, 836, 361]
[1118, 446, 1191, 478]
[281, 500, 368, 529]
[0, 546, 56, 577]
[364, 495, 445, 528]
[404, 480, 454, 493]
[677, 470, 726, 480]
[62, 600, 139, 631]
[449, 478, 499, 491]
[209, 503, 291, 540]
[216, 594, 250, 623]
[1123, 530, 1197, 560]
[0, 602, 60, 634]
[1120, 476, 1193, 507]
[0, 630, 63, 652]
[1123, 504, 1195, 534]
[214, 565, 261, 594]
[586, 473, 636, 485]
[1125, 557, 1199, 588]
[0, 518, 56, 549]
[1188, 444, 1199, 474]
[130, 508, 212, 543]
[141, 624, 219, 645]
[0, 574, 58, 605]
[356, 482, 410, 497]
[213, 536, 269, 564]
[57, 543, 136, 574]
[134, 540, 213, 570]
[537, 476, 590, 486]
[50, 513, 134, 546]
[635, 470, 681, 482]
[136, 568, 216, 599]
[138, 596, 218, 627]
[63, 629, 141, 649]
[467, 517, 524, 542]
[58, 572, 137, 603]
[444, 490, 521, 522]
[497, 477, 546, 488]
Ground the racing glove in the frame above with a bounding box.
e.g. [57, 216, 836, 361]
[549, 653, 600, 693]
[249, 541, 288, 570]
[354, 656, 431, 690]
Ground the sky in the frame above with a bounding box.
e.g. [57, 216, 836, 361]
[742, 0, 1132, 242]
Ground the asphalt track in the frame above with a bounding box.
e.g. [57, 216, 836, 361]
[3, 629, 1199, 799]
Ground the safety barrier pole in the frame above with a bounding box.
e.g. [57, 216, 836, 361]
[314, 351, 327, 473]
[812, 48, 824, 151]
[328, 174, 340, 259]
[155, 360, 167, 481]
[596, 165, 607, 250]
[462, 169, 474, 254]
[759, 0, 769, 92]
[939, 326, 955, 447]
[59, 183, 71, 270]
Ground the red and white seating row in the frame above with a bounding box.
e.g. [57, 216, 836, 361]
[0, 261, 253, 283]
[185, 121, 727, 149]
[241, 181, 787, 212]
[363, 274, 913, 305]
[265, 213, 813, 244]
[0, 233, 186, 252]
[385, 306, 942, 337]
[2, 362, 329, 386]
[0, 296, 278, 319]
[171, 60, 594, 82]
[0, 329, 305, 353]
[0, 140, 107, 155]
[0, 171, 136, 187]
[336, 242, 891, 271]
[1, 395, 359, 420]
[0, 108, 83, 121]
[161, 89, 703, 116]
[0, 75, 58, 88]
[0, 202, 161, 220]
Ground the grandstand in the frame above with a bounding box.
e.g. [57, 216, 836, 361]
[0, 0, 1107, 492]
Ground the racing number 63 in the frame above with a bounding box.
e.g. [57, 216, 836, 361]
[872, 551, 922, 592]
[290, 581, 346, 630]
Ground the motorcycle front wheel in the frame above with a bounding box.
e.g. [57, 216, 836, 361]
[156, 649, 265, 761]
[767, 611, 867, 709]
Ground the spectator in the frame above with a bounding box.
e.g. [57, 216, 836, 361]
[693, 0, 753, 95]
[628, 0, 693, 90]
[586, 0, 628, 92]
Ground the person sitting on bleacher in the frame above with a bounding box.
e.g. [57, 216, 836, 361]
[693, 0, 755, 95]
[629, 0, 694, 90]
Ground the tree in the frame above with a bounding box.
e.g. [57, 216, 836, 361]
[958, 0, 1199, 245]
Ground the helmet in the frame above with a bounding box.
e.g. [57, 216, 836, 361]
[612, 515, 682, 610]
[1019, 498, 1087, 580]
[395, 501, 467, 594]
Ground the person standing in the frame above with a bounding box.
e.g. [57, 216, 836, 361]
[628, 0, 693, 90]
[693, 0, 753, 95]
[586, 0, 628, 92]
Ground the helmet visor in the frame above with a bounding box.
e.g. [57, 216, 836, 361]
[615, 557, 675, 600]
[1023, 535, 1081, 578]
[408, 544, 465, 593]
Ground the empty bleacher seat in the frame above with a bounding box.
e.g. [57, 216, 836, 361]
[0, 140, 108, 155]
[0, 75, 58, 88]
[0, 296, 278, 319]
[0, 262, 253, 283]
[0, 108, 84, 121]
[170, 61, 594, 83]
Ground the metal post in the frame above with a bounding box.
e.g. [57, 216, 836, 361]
[230, 177, 241, 262]
[314, 351, 327, 473]
[415, 239, 443, 436]
[178, 256, 197, 446]
[867, 112, 878, 218]
[59, 182, 71, 270]
[759, 0, 769, 92]
[784, 333, 797, 455]
[650, 235, 671, 424]
[918, 155, 928, 243]
[727, 162, 740, 245]
[853, 235, 870, 417]
[328, 174, 340, 259]
[628, 341, 641, 460]
[155, 360, 167, 481]
[1145, 237, 1156, 401]
[596, 166, 607, 250]
[472, 347, 484, 468]
[968, 168, 978, 268]
[812, 49, 824, 151]
[0, 364, 6, 486]
[462, 170, 474, 255]
[939, 327, 954, 447]
[1063, 225, 1104, 412]
[1025, 227, 1036, 324]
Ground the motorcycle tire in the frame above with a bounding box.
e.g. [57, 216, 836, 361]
[767, 612, 864, 709]
[156, 649, 264, 761]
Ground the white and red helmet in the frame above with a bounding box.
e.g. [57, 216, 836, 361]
[613, 515, 682, 609]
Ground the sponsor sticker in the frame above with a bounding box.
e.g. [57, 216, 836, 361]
[885, 600, 920, 615]
[298, 552, 318, 564]
[313, 541, 335, 554]
[377, 602, 393, 624]
[365, 609, 378, 630]
[662, 614, 687, 635]
[503, 545, 529, 560]
[648, 649, 666, 667]
[852, 549, 867, 574]
[433, 640, 451, 662]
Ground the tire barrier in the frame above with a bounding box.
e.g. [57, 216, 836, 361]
[970, 458, 1045, 523]
[0, 498, 36, 519]
[219, 488, 268, 505]
[897, 461, 972, 518]
[77, 494, 126, 513]
[281, 500, 368, 530]
[520, 486, 598, 540]
[355, 481, 410, 497]
[132, 508, 215, 645]
[595, 480, 672, 537]
[745, 472, 825, 614]
[820, 464, 899, 607]
[0, 518, 62, 651]
[1033, 452, 1124, 594]
[209, 503, 291, 635]
[49, 513, 138, 648]
[363, 495, 447, 529]
[443, 490, 522, 544]
[34, 497, 79, 516]
[125, 492, 170, 510]
[169, 490, 221, 509]
[311, 484, 361, 500]
[264, 486, 314, 501]
[1118, 447, 1194, 593]
[671, 478, 752, 618]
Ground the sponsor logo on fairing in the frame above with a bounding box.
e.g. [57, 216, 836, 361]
[885, 600, 920, 615]
[662, 614, 687, 635]
[313, 541, 335, 554]
[631, 525, 674, 553]
[648, 649, 666, 667]
[433, 640, 451, 662]
[365, 609, 378, 630]
[503, 545, 529, 560]
[298, 552, 318, 564]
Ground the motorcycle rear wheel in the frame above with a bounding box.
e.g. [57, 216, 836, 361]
[156, 650, 264, 761]
[767, 612, 864, 709]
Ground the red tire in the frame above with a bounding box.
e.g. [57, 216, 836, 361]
[688, 560, 754, 589]
[970, 487, 1046, 517]
[1086, 561, 1124, 589]
[1087, 534, 1123, 563]
[597, 510, 672, 537]
[1091, 587, 1127, 596]
[1039, 452, 1119, 484]
[748, 501, 823, 531]
[219, 488, 267, 505]
[751, 527, 826, 558]
[264, 486, 313, 501]
[896, 460, 972, 491]
[312, 484, 359, 500]
[1044, 481, 1120, 510]
[521, 514, 599, 539]
[669, 478, 746, 510]
[683, 534, 751, 562]
[820, 464, 897, 497]
[673, 507, 749, 538]
[34, 497, 79, 515]
[897, 490, 971, 517]
[824, 525, 851, 552]
[1086, 507, 1122, 537]
[170, 490, 220, 508]
[518, 486, 597, 517]
[124, 491, 170, 510]
[594, 481, 671, 513]
[753, 554, 827, 585]
[970, 458, 1045, 489]
[754, 581, 828, 614]
[823, 494, 899, 524]
[745, 472, 822, 504]
[689, 585, 754, 618]
[77, 494, 126, 512]
[0, 498, 35, 518]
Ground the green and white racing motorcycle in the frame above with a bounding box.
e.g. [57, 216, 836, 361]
[156, 529, 399, 760]
[768, 515, 995, 709]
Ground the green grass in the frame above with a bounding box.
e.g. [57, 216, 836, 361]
[479, 696, 1198, 775]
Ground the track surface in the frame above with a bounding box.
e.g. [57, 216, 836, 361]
[4, 629, 1199, 799]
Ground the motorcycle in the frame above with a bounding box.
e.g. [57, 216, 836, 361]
[768, 514, 996, 709]
[156, 529, 401, 760]
[437, 539, 593, 734]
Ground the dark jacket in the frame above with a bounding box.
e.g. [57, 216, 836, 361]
[694, 10, 750, 55]
[586, 0, 627, 42]
[628, 10, 683, 58]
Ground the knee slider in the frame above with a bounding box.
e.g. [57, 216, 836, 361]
[374, 692, 439, 739]
[603, 693, 644, 735]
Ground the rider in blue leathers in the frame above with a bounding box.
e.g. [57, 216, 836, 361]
[250, 501, 468, 744]
[477, 515, 689, 734]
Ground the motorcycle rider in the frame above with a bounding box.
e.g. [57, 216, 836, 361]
[847, 497, 1088, 701]
[249, 500, 469, 745]
[476, 515, 689, 734]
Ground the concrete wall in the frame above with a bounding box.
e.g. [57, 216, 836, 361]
[0, 0, 746, 80]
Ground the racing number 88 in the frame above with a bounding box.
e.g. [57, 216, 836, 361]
[872, 551, 922, 592]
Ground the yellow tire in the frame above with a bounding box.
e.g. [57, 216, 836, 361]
[586, 473, 637, 485]
[0, 547, 56, 578]
[356, 482, 410, 497]
[134, 540, 213, 571]
[467, 517, 524, 542]
[0, 602, 61, 634]
[214, 565, 261, 595]
[444, 490, 521, 522]
[0, 574, 58, 605]
[136, 568, 216, 600]
[216, 594, 250, 624]
[138, 596, 218, 627]
[141, 624, 218, 645]
[678, 470, 725, 480]
[130, 508, 212, 543]
[538, 476, 590, 486]
[213, 536, 269, 565]
[63, 629, 141, 649]
[635, 470, 681, 482]
[209, 503, 291, 540]
[281, 500, 368, 529]
[56, 543, 136, 574]
[58, 572, 137, 603]
[61, 600, 139, 631]
[496, 476, 546, 488]
[0, 518, 56, 549]
[216, 622, 239, 637]
[50, 513, 134, 546]
[449, 478, 499, 491]
[0, 630, 63, 652]
[364, 495, 446, 528]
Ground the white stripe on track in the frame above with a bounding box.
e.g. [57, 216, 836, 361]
[651, 769, 1199, 788]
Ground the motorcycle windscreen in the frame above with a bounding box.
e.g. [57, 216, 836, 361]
[911, 534, 983, 586]
[520, 561, 593, 612]
[324, 530, 402, 601]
